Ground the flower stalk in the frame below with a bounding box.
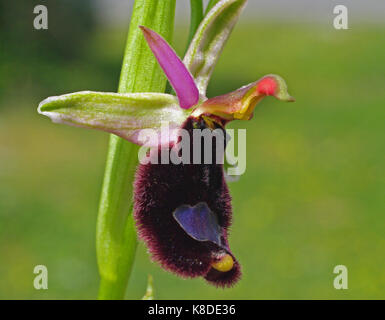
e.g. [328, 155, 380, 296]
[96, 0, 176, 300]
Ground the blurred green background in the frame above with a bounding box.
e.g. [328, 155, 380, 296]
[0, 1, 384, 299]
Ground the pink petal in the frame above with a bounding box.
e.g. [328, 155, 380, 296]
[140, 26, 199, 109]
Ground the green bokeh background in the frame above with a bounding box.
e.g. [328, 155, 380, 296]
[0, 1, 384, 299]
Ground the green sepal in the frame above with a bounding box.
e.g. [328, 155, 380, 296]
[38, 91, 190, 146]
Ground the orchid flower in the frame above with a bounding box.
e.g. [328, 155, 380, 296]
[38, 0, 294, 288]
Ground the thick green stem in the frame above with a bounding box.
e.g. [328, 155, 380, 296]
[97, 0, 176, 300]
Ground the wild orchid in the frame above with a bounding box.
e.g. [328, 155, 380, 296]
[38, 0, 294, 290]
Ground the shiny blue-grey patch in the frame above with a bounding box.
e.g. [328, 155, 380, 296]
[173, 202, 223, 247]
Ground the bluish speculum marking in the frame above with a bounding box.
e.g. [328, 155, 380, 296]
[173, 202, 223, 247]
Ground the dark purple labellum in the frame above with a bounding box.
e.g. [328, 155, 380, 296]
[134, 116, 241, 287]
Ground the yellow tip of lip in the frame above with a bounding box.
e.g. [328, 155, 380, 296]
[211, 254, 234, 272]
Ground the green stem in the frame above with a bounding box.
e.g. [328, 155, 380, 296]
[97, 0, 176, 300]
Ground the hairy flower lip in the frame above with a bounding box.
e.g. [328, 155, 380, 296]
[134, 116, 242, 288]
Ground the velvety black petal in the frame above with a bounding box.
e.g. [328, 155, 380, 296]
[133, 116, 241, 287]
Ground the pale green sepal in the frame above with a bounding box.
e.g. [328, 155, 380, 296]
[38, 91, 190, 146]
[183, 0, 247, 97]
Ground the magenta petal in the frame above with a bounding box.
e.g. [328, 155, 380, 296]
[140, 26, 199, 109]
